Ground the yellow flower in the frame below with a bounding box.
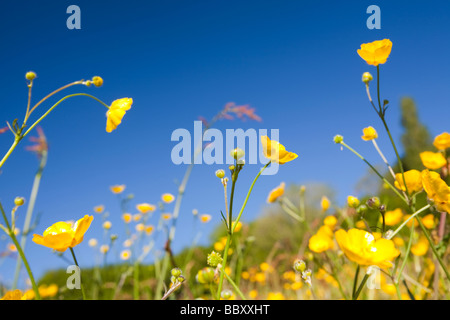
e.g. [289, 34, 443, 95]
[433, 132, 450, 150]
[347, 196, 360, 208]
[1, 289, 27, 300]
[110, 184, 126, 194]
[249, 290, 258, 299]
[8, 243, 17, 252]
[260, 136, 298, 164]
[420, 151, 447, 170]
[308, 226, 334, 253]
[411, 236, 429, 256]
[357, 39, 393, 66]
[88, 238, 98, 247]
[106, 98, 133, 133]
[122, 213, 132, 223]
[266, 182, 285, 203]
[321, 196, 330, 212]
[422, 214, 436, 229]
[162, 193, 175, 204]
[145, 225, 154, 235]
[32, 215, 93, 252]
[232, 220, 243, 232]
[92, 76, 103, 87]
[361, 126, 378, 141]
[260, 262, 273, 273]
[355, 220, 366, 229]
[136, 203, 156, 214]
[381, 208, 403, 226]
[267, 292, 285, 300]
[161, 213, 172, 220]
[335, 228, 400, 269]
[421, 169, 450, 213]
[120, 249, 131, 260]
[254, 272, 266, 283]
[135, 223, 145, 232]
[200, 214, 212, 223]
[100, 244, 109, 254]
[403, 214, 419, 227]
[38, 284, 58, 299]
[133, 213, 142, 222]
[102, 221, 112, 230]
[394, 170, 423, 193]
[323, 215, 338, 228]
[393, 237, 405, 247]
[93, 205, 104, 214]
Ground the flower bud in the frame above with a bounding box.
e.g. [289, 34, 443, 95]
[221, 289, 233, 300]
[293, 259, 306, 273]
[14, 197, 25, 206]
[366, 197, 381, 209]
[92, 76, 103, 87]
[25, 71, 37, 81]
[347, 196, 360, 208]
[333, 135, 344, 144]
[362, 72, 373, 84]
[207, 250, 223, 267]
[215, 169, 225, 179]
[230, 148, 245, 160]
[171, 267, 182, 278]
[357, 204, 368, 215]
[110, 234, 118, 241]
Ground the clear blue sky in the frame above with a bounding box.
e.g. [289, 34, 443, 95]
[0, 1, 449, 286]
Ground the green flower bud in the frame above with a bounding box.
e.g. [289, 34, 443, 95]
[171, 267, 182, 278]
[215, 169, 225, 179]
[366, 197, 381, 209]
[333, 135, 344, 144]
[293, 259, 306, 273]
[207, 250, 223, 267]
[25, 71, 36, 81]
[230, 148, 245, 160]
[362, 72, 373, 84]
[357, 204, 368, 214]
[221, 289, 233, 300]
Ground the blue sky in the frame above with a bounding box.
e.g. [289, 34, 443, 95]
[0, 1, 449, 286]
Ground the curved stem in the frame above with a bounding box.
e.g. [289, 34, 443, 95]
[387, 204, 430, 239]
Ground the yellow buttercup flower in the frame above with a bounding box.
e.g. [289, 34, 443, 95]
[355, 220, 366, 229]
[88, 238, 98, 247]
[381, 208, 403, 226]
[308, 226, 334, 253]
[411, 236, 429, 256]
[122, 213, 132, 223]
[266, 182, 285, 203]
[1, 289, 27, 300]
[106, 98, 133, 133]
[161, 193, 175, 204]
[420, 151, 447, 170]
[323, 215, 338, 228]
[100, 244, 109, 254]
[93, 205, 104, 214]
[162, 213, 172, 220]
[135, 223, 145, 232]
[433, 132, 450, 150]
[321, 196, 330, 212]
[260, 136, 298, 164]
[136, 203, 156, 214]
[361, 126, 378, 141]
[422, 214, 436, 229]
[421, 169, 450, 213]
[403, 214, 419, 228]
[120, 249, 131, 261]
[38, 284, 58, 299]
[145, 225, 154, 235]
[200, 214, 212, 223]
[394, 170, 423, 193]
[267, 292, 285, 300]
[92, 76, 103, 87]
[335, 228, 400, 268]
[110, 184, 126, 194]
[102, 221, 112, 230]
[347, 195, 360, 208]
[32, 215, 93, 252]
[357, 39, 393, 66]
[232, 220, 243, 232]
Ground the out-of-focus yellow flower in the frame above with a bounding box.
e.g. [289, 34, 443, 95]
[135, 223, 145, 232]
[347, 196, 360, 208]
[38, 284, 58, 299]
[7, 243, 17, 252]
[323, 215, 337, 228]
[241, 271, 250, 280]
[120, 249, 131, 260]
[394, 170, 423, 193]
[309, 226, 334, 253]
[335, 228, 400, 268]
[361, 126, 378, 141]
[422, 214, 436, 229]
[1, 289, 27, 300]
[267, 292, 285, 300]
[214, 241, 225, 252]
[88, 238, 98, 247]
[254, 272, 266, 283]
[420, 151, 447, 170]
[315, 268, 339, 288]
[200, 214, 212, 223]
[145, 225, 154, 235]
[232, 220, 243, 232]
[122, 213, 132, 223]
[433, 132, 450, 150]
[32, 215, 93, 252]
[123, 239, 133, 247]
[249, 289, 258, 299]
[102, 221, 112, 230]
[355, 220, 366, 229]
[136, 203, 156, 214]
[421, 169, 450, 213]
[100, 244, 109, 254]
[260, 262, 273, 273]
[110, 184, 126, 194]
[357, 39, 393, 66]
[106, 98, 132, 133]
[411, 236, 429, 256]
[403, 214, 419, 227]
[93, 205, 104, 214]
[381, 208, 403, 226]
[393, 237, 404, 247]
[196, 267, 215, 284]
[266, 182, 285, 203]
[133, 213, 142, 222]
[161, 213, 172, 220]
[161, 193, 175, 204]
[321, 196, 330, 212]
[260, 135, 298, 164]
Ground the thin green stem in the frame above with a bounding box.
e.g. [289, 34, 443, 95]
[353, 273, 370, 300]
[396, 218, 415, 284]
[223, 269, 246, 300]
[69, 247, 86, 300]
[387, 204, 430, 239]
[217, 233, 232, 299]
[352, 265, 360, 298]
[0, 202, 40, 299]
